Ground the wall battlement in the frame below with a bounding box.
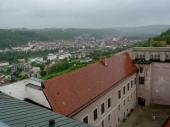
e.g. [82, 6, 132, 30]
[132, 47, 170, 62]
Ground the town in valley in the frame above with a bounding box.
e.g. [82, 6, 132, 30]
[0, 0, 170, 127]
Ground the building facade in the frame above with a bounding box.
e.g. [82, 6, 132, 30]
[132, 47, 170, 107]
[73, 74, 136, 127]
[0, 78, 51, 108]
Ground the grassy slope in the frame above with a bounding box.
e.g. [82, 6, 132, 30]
[42, 63, 87, 80]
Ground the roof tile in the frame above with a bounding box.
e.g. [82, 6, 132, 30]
[43, 52, 137, 116]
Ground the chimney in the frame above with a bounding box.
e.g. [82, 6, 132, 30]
[49, 119, 55, 127]
[41, 81, 45, 89]
[100, 56, 108, 66]
[104, 57, 108, 66]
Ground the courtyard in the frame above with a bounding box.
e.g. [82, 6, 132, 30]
[120, 106, 170, 127]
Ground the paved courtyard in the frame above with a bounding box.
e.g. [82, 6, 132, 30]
[120, 106, 170, 127]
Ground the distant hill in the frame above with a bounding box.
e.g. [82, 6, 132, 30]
[135, 28, 170, 47]
[0, 29, 49, 49]
[114, 25, 170, 40]
[0, 25, 170, 49]
[152, 29, 170, 44]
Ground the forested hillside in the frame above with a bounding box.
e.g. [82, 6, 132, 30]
[153, 29, 170, 44]
[0, 29, 119, 49]
[0, 25, 169, 49]
[0, 29, 49, 49]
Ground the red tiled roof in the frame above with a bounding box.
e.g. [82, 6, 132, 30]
[43, 52, 137, 116]
[164, 118, 170, 127]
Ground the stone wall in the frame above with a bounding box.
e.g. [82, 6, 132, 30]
[151, 63, 170, 105]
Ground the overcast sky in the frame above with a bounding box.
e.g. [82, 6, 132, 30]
[0, 0, 170, 28]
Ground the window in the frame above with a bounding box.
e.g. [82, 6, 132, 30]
[128, 96, 129, 102]
[134, 78, 137, 84]
[131, 93, 132, 98]
[102, 120, 104, 127]
[139, 67, 143, 73]
[131, 80, 133, 88]
[134, 91, 136, 98]
[101, 103, 105, 114]
[123, 100, 125, 105]
[123, 86, 126, 95]
[83, 116, 88, 124]
[127, 83, 130, 91]
[118, 104, 120, 111]
[140, 54, 143, 58]
[118, 117, 120, 122]
[118, 90, 121, 99]
[93, 109, 98, 121]
[139, 77, 145, 84]
[108, 114, 111, 121]
[108, 98, 111, 108]
[151, 54, 153, 59]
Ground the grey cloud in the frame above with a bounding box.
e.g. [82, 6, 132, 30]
[0, 0, 170, 28]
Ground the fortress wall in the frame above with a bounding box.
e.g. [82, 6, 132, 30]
[151, 63, 170, 105]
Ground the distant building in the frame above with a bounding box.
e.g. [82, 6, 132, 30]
[0, 74, 11, 85]
[58, 53, 71, 60]
[12, 63, 32, 72]
[0, 61, 9, 67]
[29, 57, 45, 64]
[47, 53, 57, 61]
[17, 58, 27, 63]
[80, 57, 92, 63]
[0, 74, 5, 85]
[28, 67, 41, 78]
